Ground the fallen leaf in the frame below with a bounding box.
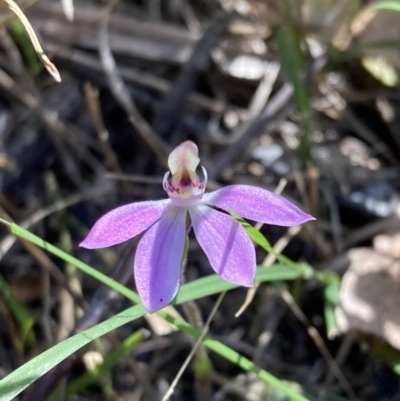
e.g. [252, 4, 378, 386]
[336, 234, 400, 350]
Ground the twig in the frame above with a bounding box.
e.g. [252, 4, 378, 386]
[324, 332, 358, 386]
[48, 0, 121, 59]
[344, 214, 400, 248]
[161, 291, 226, 401]
[0, 208, 86, 309]
[22, 242, 136, 401]
[0, 22, 41, 102]
[0, 0, 42, 28]
[252, 288, 286, 365]
[342, 108, 397, 164]
[209, 56, 327, 180]
[226, 61, 280, 145]
[83, 82, 122, 173]
[235, 225, 302, 317]
[209, 82, 294, 180]
[318, 81, 398, 164]
[104, 173, 163, 184]
[235, 178, 292, 318]
[280, 289, 358, 400]
[2, 0, 61, 82]
[179, 0, 202, 33]
[0, 184, 111, 258]
[61, 0, 74, 21]
[53, 45, 239, 114]
[98, 11, 170, 167]
[153, 12, 227, 138]
[293, 169, 332, 258]
[0, 68, 104, 187]
[321, 181, 344, 254]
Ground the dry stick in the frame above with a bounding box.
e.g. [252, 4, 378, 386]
[0, 68, 102, 188]
[98, 11, 170, 168]
[0, 20, 42, 100]
[181, 300, 212, 401]
[152, 12, 227, 138]
[280, 290, 358, 400]
[235, 225, 302, 318]
[0, 184, 111, 257]
[48, 0, 120, 59]
[235, 178, 291, 318]
[211, 372, 259, 401]
[209, 56, 327, 180]
[22, 241, 137, 401]
[161, 291, 227, 401]
[104, 173, 163, 184]
[343, 107, 397, 164]
[209, 82, 294, 180]
[2, 0, 61, 82]
[0, 208, 86, 309]
[344, 214, 400, 248]
[293, 169, 332, 259]
[178, 0, 202, 33]
[324, 331, 358, 387]
[61, 0, 74, 21]
[224, 61, 280, 146]
[321, 182, 344, 254]
[0, 0, 42, 28]
[83, 82, 123, 173]
[53, 46, 240, 115]
[320, 86, 397, 165]
[252, 289, 286, 365]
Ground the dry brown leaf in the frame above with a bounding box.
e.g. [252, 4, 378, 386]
[336, 234, 400, 350]
[145, 305, 182, 336]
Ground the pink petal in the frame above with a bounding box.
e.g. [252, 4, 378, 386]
[80, 199, 171, 249]
[134, 206, 187, 312]
[189, 204, 256, 286]
[168, 140, 200, 175]
[202, 185, 314, 226]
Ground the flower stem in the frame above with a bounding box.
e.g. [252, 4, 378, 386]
[163, 291, 226, 401]
[165, 231, 224, 401]
[182, 300, 212, 401]
[181, 231, 213, 399]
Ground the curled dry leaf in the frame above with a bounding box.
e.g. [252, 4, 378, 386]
[336, 234, 400, 350]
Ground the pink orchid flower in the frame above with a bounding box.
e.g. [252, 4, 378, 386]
[80, 141, 314, 312]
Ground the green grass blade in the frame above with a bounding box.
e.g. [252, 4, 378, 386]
[0, 273, 35, 346]
[0, 263, 310, 401]
[365, 0, 400, 12]
[232, 213, 314, 278]
[175, 264, 308, 305]
[0, 304, 147, 401]
[274, 22, 314, 167]
[5, 221, 309, 303]
[0, 222, 313, 401]
[160, 311, 310, 401]
[0, 301, 311, 401]
[7, 221, 141, 304]
[9, 19, 42, 77]
[324, 278, 341, 339]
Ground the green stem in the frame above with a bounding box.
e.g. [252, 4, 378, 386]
[179, 231, 212, 400]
